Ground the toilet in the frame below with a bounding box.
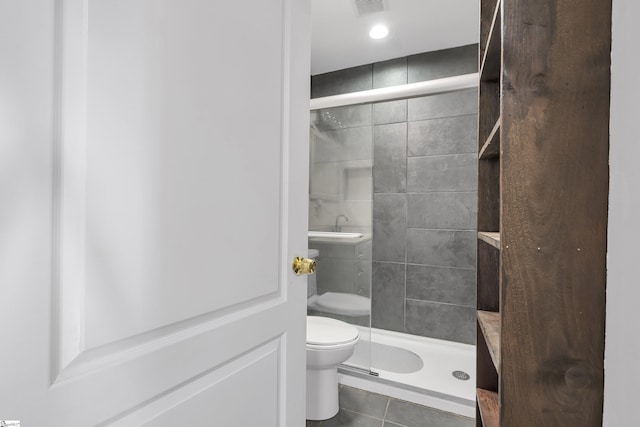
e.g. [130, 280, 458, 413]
[305, 249, 360, 421]
[306, 316, 360, 420]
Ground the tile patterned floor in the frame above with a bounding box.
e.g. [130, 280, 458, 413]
[307, 385, 474, 427]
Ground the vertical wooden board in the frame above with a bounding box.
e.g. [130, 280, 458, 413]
[477, 241, 500, 312]
[479, 82, 500, 147]
[480, 0, 500, 58]
[500, 0, 611, 425]
[478, 159, 500, 232]
[477, 322, 499, 393]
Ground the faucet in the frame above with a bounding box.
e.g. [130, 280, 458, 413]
[334, 214, 349, 232]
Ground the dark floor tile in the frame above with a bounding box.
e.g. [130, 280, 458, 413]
[339, 386, 390, 419]
[322, 408, 384, 427]
[384, 399, 474, 427]
[306, 420, 322, 427]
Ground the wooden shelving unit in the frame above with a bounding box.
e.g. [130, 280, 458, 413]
[479, 118, 500, 160]
[477, 232, 500, 250]
[477, 311, 500, 370]
[476, 389, 499, 427]
[475, 0, 611, 426]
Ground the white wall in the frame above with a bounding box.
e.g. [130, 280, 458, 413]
[604, 0, 640, 425]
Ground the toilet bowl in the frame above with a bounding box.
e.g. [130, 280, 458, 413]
[306, 315, 360, 421]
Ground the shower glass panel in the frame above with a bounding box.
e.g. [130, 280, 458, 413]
[307, 104, 373, 373]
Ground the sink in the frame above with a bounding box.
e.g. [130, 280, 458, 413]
[308, 231, 364, 240]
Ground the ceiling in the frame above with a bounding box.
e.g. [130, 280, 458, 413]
[311, 0, 479, 75]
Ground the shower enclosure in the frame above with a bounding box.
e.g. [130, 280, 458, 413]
[307, 63, 479, 417]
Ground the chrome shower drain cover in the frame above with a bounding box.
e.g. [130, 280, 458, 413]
[452, 370, 470, 381]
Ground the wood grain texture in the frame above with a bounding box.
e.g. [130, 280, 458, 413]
[478, 82, 500, 151]
[477, 388, 500, 427]
[478, 310, 501, 371]
[500, 0, 611, 425]
[480, 0, 502, 82]
[479, 118, 501, 159]
[480, 0, 500, 59]
[477, 322, 499, 392]
[477, 240, 500, 312]
[477, 157, 500, 232]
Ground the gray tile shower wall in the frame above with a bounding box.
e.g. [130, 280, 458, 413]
[311, 44, 478, 345]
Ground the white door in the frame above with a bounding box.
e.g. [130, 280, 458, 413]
[0, 1, 310, 425]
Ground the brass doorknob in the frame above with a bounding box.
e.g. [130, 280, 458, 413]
[292, 257, 316, 276]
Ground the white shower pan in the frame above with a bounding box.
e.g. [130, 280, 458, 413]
[339, 327, 476, 418]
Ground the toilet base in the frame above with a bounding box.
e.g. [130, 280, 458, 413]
[306, 366, 339, 421]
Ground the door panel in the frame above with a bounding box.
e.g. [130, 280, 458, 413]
[82, 0, 283, 348]
[0, 0, 309, 425]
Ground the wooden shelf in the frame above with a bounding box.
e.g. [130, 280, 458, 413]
[477, 388, 499, 427]
[478, 310, 500, 371]
[479, 118, 501, 159]
[480, 0, 501, 82]
[478, 231, 501, 249]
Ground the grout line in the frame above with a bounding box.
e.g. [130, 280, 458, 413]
[405, 227, 478, 232]
[406, 190, 478, 194]
[339, 408, 385, 422]
[407, 151, 478, 159]
[404, 298, 476, 308]
[382, 397, 391, 421]
[404, 262, 475, 271]
[406, 113, 477, 123]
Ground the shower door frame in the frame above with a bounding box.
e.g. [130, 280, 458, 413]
[309, 72, 480, 376]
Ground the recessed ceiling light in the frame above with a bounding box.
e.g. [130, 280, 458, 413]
[369, 24, 389, 40]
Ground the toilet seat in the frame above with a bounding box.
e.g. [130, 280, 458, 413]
[307, 316, 359, 349]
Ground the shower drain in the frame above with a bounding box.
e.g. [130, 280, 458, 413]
[452, 370, 470, 381]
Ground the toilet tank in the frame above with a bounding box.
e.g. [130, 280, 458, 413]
[307, 249, 319, 298]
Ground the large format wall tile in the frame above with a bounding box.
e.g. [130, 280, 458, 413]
[373, 123, 407, 193]
[311, 64, 372, 98]
[311, 45, 479, 345]
[373, 193, 407, 263]
[373, 57, 408, 88]
[405, 300, 476, 344]
[408, 90, 478, 122]
[374, 100, 407, 125]
[372, 262, 405, 333]
[408, 44, 478, 83]
[312, 126, 372, 163]
[407, 153, 477, 192]
[407, 192, 477, 230]
[408, 115, 477, 156]
[406, 229, 476, 269]
[406, 264, 475, 306]
[313, 105, 372, 131]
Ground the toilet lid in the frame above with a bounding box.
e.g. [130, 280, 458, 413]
[307, 316, 359, 346]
